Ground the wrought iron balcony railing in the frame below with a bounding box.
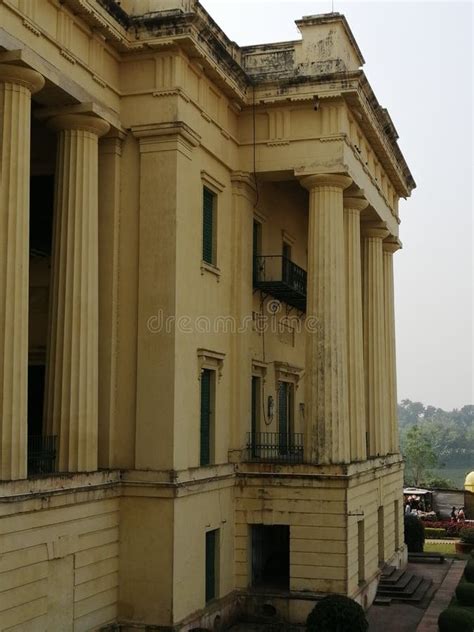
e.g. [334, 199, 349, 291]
[253, 255, 307, 311]
[246, 432, 304, 464]
[27, 435, 57, 476]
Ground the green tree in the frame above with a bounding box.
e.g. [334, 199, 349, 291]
[402, 425, 438, 486]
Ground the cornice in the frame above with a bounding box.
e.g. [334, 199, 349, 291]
[131, 120, 201, 147]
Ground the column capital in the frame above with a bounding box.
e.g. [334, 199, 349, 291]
[0, 63, 44, 93]
[343, 197, 369, 212]
[230, 171, 257, 201]
[47, 113, 110, 137]
[383, 236, 403, 254]
[361, 221, 389, 240]
[300, 173, 352, 192]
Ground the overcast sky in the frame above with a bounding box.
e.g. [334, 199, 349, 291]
[201, 0, 473, 411]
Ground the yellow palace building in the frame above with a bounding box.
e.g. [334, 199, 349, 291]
[0, 0, 415, 629]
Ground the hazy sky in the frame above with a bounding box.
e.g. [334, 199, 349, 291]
[201, 0, 474, 411]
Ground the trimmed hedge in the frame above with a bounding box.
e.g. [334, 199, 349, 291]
[420, 520, 464, 537]
[306, 595, 368, 632]
[460, 527, 474, 545]
[465, 560, 474, 583]
[438, 607, 473, 632]
[425, 527, 446, 539]
[455, 582, 474, 606]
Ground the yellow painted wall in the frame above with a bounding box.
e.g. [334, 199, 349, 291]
[0, 491, 120, 631]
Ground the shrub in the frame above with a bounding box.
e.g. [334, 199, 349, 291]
[425, 527, 446, 539]
[460, 527, 474, 544]
[404, 513, 425, 552]
[446, 522, 464, 537]
[455, 582, 474, 606]
[438, 607, 473, 632]
[465, 560, 474, 583]
[306, 595, 368, 632]
[420, 521, 464, 538]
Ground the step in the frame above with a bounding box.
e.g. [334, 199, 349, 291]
[373, 596, 392, 606]
[377, 574, 423, 598]
[392, 578, 433, 603]
[408, 551, 444, 563]
[381, 565, 396, 578]
[379, 572, 414, 591]
[379, 568, 408, 585]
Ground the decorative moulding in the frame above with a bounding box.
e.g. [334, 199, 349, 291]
[274, 361, 304, 388]
[251, 360, 267, 379]
[198, 349, 225, 381]
[201, 170, 225, 193]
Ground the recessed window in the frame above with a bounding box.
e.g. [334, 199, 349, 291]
[205, 529, 219, 602]
[202, 186, 216, 265]
[200, 368, 215, 466]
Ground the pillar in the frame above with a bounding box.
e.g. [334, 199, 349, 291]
[343, 197, 368, 462]
[361, 222, 390, 457]
[98, 134, 123, 468]
[0, 64, 44, 480]
[44, 113, 110, 472]
[230, 172, 256, 459]
[383, 237, 402, 454]
[300, 173, 352, 464]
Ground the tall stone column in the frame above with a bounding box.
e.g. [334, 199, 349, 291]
[98, 134, 123, 469]
[361, 222, 390, 457]
[0, 64, 44, 480]
[300, 174, 352, 464]
[44, 113, 110, 472]
[230, 172, 256, 459]
[383, 237, 402, 454]
[343, 197, 368, 462]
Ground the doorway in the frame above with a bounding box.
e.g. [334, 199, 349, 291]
[251, 524, 290, 590]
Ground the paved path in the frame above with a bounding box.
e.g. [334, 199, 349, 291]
[367, 561, 451, 632]
[416, 559, 466, 631]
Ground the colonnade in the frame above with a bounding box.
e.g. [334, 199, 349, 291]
[0, 61, 401, 480]
[301, 174, 400, 464]
[0, 64, 109, 479]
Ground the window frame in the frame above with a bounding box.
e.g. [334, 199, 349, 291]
[200, 171, 225, 277]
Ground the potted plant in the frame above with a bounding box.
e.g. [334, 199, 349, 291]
[455, 527, 474, 555]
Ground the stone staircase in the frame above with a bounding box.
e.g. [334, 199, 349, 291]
[374, 565, 433, 605]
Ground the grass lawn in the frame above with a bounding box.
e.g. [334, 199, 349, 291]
[424, 540, 457, 555]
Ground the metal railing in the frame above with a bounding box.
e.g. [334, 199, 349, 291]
[253, 255, 307, 296]
[246, 432, 304, 464]
[27, 435, 57, 476]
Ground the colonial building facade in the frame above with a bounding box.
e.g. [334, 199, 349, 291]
[0, 0, 415, 630]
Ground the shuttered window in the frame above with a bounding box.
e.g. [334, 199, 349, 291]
[202, 187, 215, 264]
[200, 369, 212, 466]
[205, 529, 218, 602]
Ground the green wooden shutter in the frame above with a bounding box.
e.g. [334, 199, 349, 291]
[205, 530, 216, 602]
[278, 382, 288, 454]
[202, 187, 214, 264]
[251, 376, 258, 457]
[200, 369, 211, 466]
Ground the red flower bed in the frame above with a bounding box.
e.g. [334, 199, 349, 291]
[420, 520, 464, 537]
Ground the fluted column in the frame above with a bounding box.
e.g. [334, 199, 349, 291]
[343, 197, 368, 462]
[230, 172, 256, 460]
[0, 64, 44, 480]
[383, 237, 402, 454]
[44, 113, 110, 472]
[361, 222, 390, 457]
[301, 174, 352, 464]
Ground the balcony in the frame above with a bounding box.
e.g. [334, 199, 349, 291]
[27, 435, 57, 476]
[253, 256, 307, 311]
[246, 432, 304, 464]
